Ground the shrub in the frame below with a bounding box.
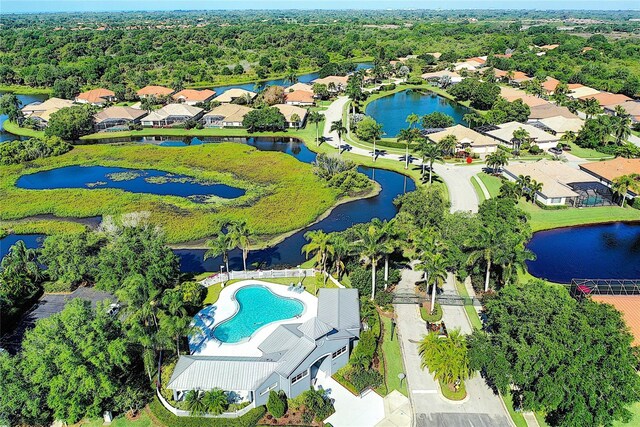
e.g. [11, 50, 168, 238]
[420, 302, 443, 322]
[350, 330, 377, 368]
[349, 369, 383, 392]
[302, 388, 334, 422]
[0, 136, 72, 165]
[266, 390, 287, 418]
[374, 290, 393, 307]
[149, 398, 265, 427]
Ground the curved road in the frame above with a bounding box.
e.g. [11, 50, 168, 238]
[322, 96, 482, 213]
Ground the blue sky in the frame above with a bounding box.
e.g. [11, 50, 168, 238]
[2, 0, 638, 13]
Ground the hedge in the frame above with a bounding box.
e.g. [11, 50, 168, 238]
[149, 397, 266, 427]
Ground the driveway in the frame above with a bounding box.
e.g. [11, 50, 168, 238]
[317, 375, 385, 427]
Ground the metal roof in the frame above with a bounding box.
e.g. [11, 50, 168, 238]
[298, 317, 334, 340]
[317, 288, 360, 332]
[275, 337, 316, 377]
[258, 323, 302, 354]
[167, 356, 278, 391]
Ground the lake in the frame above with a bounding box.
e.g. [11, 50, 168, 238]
[2, 136, 414, 272]
[526, 222, 640, 283]
[365, 89, 469, 137]
[0, 93, 47, 142]
[16, 165, 246, 201]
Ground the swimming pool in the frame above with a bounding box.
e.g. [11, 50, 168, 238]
[211, 285, 304, 343]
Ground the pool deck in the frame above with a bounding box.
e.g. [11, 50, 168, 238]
[190, 280, 318, 357]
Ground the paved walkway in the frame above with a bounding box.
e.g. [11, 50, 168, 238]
[321, 98, 483, 213]
[393, 269, 513, 427]
[473, 175, 491, 200]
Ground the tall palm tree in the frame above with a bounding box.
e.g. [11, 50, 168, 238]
[466, 227, 500, 293]
[528, 180, 543, 203]
[372, 218, 396, 289]
[515, 174, 532, 196]
[204, 232, 234, 280]
[353, 223, 384, 300]
[611, 174, 640, 207]
[329, 233, 350, 279]
[369, 120, 384, 162]
[330, 119, 348, 154]
[511, 128, 530, 157]
[418, 328, 472, 388]
[560, 130, 576, 147]
[307, 111, 323, 146]
[229, 220, 251, 272]
[582, 97, 602, 120]
[463, 112, 485, 129]
[397, 127, 419, 170]
[406, 113, 420, 129]
[485, 151, 508, 174]
[417, 139, 443, 184]
[612, 114, 632, 145]
[417, 252, 449, 314]
[498, 181, 522, 201]
[302, 230, 335, 286]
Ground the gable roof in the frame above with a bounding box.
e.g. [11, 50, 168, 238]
[172, 89, 216, 103]
[94, 106, 147, 123]
[273, 104, 308, 122]
[499, 86, 549, 107]
[213, 88, 257, 104]
[136, 85, 174, 97]
[298, 317, 334, 340]
[542, 77, 561, 93]
[538, 116, 584, 134]
[76, 88, 115, 104]
[167, 356, 278, 391]
[312, 75, 349, 86]
[504, 159, 597, 198]
[258, 323, 303, 355]
[22, 97, 74, 113]
[317, 288, 360, 332]
[285, 90, 315, 103]
[142, 103, 203, 121]
[204, 104, 254, 123]
[604, 101, 640, 119]
[568, 85, 600, 99]
[286, 82, 314, 92]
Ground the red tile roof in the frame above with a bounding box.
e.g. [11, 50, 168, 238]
[137, 85, 174, 97]
[76, 88, 115, 104]
[172, 89, 216, 102]
[591, 295, 640, 346]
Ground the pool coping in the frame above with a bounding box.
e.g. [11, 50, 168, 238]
[189, 280, 318, 357]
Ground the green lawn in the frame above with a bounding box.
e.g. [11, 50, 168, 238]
[380, 316, 408, 396]
[471, 176, 487, 203]
[454, 280, 484, 330]
[0, 84, 52, 95]
[1, 142, 341, 244]
[476, 172, 502, 198]
[612, 402, 640, 427]
[566, 142, 613, 160]
[502, 391, 528, 427]
[2, 120, 46, 138]
[74, 411, 157, 427]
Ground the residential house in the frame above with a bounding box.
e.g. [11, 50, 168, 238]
[213, 88, 257, 104]
[75, 88, 117, 106]
[203, 104, 254, 127]
[485, 121, 560, 151]
[273, 104, 308, 128]
[454, 60, 484, 71]
[539, 44, 560, 51]
[427, 124, 500, 157]
[421, 70, 463, 85]
[167, 289, 360, 408]
[590, 296, 640, 346]
[21, 97, 74, 128]
[499, 86, 550, 108]
[578, 92, 631, 107]
[285, 82, 314, 93]
[604, 101, 640, 123]
[93, 106, 148, 131]
[140, 104, 204, 127]
[284, 90, 315, 106]
[172, 89, 216, 105]
[567, 84, 600, 99]
[311, 76, 349, 93]
[580, 158, 640, 200]
[504, 159, 599, 206]
[536, 116, 584, 135]
[137, 85, 174, 99]
[541, 77, 561, 95]
[529, 103, 579, 120]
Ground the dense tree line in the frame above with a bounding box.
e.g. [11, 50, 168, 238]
[0, 136, 71, 165]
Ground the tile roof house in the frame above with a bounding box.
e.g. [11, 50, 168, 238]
[537, 116, 585, 135]
[485, 121, 560, 150]
[504, 159, 598, 206]
[284, 90, 315, 106]
[580, 158, 640, 198]
[427, 124, 500, 156]
[541, 77, 561, 94]
[140, 104, 204, 127]
[285, 82, 314, 93]
[136, 85, 174, 98]
[203, 104, 254, 127]
[567, 84, 600, 99]
[590, 296, 640, 346]
[213, 88, 257, 104]
[499, 86, 550, 108]
[311, 76, 349, 92]
[172, 89, 216, 105]
[21, 97, 74, 127]
[578, 92, 632, 107]
[167, 289, 360, 409]
[75, 88, 117, 106]
[93, 106, 148, 131]
[603, 101, 640, 123]
[529, 103, 578, 120]
[273, 104, 308, 128]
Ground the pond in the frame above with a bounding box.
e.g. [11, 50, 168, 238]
[0, 93, 47, 142]
[526, 222, 640, 283]
[365, 89, 469, 137]
[2, 136, 415, 273]
[16, 165, 246, 202]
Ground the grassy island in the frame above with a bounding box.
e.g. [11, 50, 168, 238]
[0, 143, 348, 244]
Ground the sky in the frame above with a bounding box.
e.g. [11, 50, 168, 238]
[1, 0, 638, 14]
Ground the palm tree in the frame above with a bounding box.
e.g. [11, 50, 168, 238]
[329, 233, 350, 279]
[418, 328, 472, 388]
[0, 240, 41, 281]
[284, 72, 298, 85]
[369, 120, 384, 162]
[416, 252, 449, 314]
[307, 111, 323, 146]
[560, 130, 576, 147]
[290, 113, 301, 129]
[185, 390, 206, 416]
[485, 151, 508, 174]
[397, 127, 419, 170]
[353, 223, 384, 300]
[463, 112, 485, 129]
[515, 174, 532, 196]
[417, 139, 443, 184]
[372, 218, 397, 289]
[204, 232, 234, 281]
[302, 230, 334, 286]
[466, 227, 500, 293]
[406, 113, 420, 129]
[229, 220, 251, 272]
[581, 97, 602, 120]
[611, 174, 640, 207]
[528, 180, 543, 203]
[438, 134, 458, 157]
[498, 181, 522, 201]
[511, 128, 530, 157]
[330, 119, 347, 153]
[612, 114, 632, 145]
[202, 389, 228, 415]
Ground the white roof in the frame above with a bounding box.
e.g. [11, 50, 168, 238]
[213, 88, 256, 103]
[504, 159, 597, 198]
[273, 104, 308, 122]
[568, 86, 600, 99]
[142, 103, 203, 121]
[538, 116, 584, 134]
[22, 97, 74, 113]
[487, 121, 559, 144]
[286, 82, 314, 92]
